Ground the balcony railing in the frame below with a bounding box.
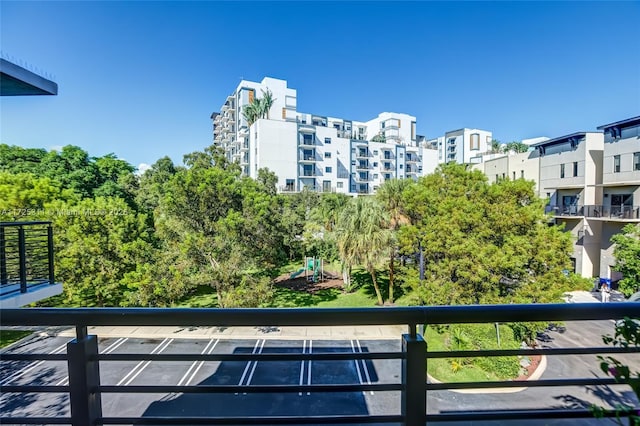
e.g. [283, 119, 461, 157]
[584, 205, 640, 220]
[1, 304, 638, 425]
[0, 221, 55, 299]
[544, 205, 584, 217]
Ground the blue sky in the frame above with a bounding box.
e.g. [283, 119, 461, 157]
[1, 1, 639, 170]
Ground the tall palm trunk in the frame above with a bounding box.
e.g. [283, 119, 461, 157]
[368, 265, 384, 305]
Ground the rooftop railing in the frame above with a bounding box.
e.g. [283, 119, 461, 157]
[1, 303, 639, 425]
[0, 221, 55, 298]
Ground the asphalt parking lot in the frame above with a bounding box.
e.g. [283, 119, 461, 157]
[1, 318, 639, 425]
[0, 335, 402, 421]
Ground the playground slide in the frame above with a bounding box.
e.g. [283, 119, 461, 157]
[289, 268, 306, 279]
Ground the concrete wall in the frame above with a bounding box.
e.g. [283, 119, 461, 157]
[603, 124, 640, 185]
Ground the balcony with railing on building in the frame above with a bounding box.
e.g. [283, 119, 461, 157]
[0, 221, 62, 308]
[583, 204, 640, 220]
[544, 204, 584, 217]
[299, 149, 318, 163]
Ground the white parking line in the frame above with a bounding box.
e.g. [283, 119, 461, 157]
[244, 339, 265, 391]
[298, 340, 306, 396]
[356, 339, 374, 395]
[1, 341, 70, 386]
[350, 340, 364, 386]
[236, 339, 265, 395]
[117, 338, 173, 386]
[306, 339, 312, 395]
[176, 339, 219, 387]
[55, 337, 129, 387]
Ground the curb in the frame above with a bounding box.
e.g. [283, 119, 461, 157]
[427, 354, 547, 394]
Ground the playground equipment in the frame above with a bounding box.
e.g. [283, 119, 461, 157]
[289, 257, 324, 283]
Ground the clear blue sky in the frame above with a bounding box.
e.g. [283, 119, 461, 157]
[1, 1, 639, 170]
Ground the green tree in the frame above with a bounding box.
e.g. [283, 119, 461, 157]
[0, 172, 77, 221]
[49, 196, 155, 307]
[259, 89, 276, 119]
[611, 224, 640, 296]
[336, 197, 392, 304]
[376, 178, 413, 303]
[399, 163, 573, 306]
[503, 141, 529, 154]
[489, 139, 502, 154]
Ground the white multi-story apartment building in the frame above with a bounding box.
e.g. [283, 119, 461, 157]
[211, 77, 437, 194]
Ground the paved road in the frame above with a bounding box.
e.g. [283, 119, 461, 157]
[1, 318, 638, 425]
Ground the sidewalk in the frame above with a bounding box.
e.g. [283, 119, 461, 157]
[55, 324, 408, 340]
[562, 290, 625, 303]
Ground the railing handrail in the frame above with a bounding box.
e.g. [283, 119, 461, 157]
[2, 303, 637, 327]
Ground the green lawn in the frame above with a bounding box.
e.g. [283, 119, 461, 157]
[425, 324, 522, 382]
[0, 330, 32, 348]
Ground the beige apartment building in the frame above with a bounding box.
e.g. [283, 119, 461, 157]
[595, 116, 640, 282]
[532, 132, 604, 278]
[475, 116, 639, 281]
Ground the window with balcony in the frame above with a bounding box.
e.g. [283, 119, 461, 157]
[614, 155, 621, 173]
[634, 152, 640, 171]
[573, 161, 578, 177]
[303, 134, 313, 145]
[560, 163, 565, 178]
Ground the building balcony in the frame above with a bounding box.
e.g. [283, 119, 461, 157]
[406, 155, 420, 163]
[298, 137, 316, 147]
[298, 154, 318, 163]
[356, 150, 370, 159]
[583, 205, 640, 221]
[298, 124, 316, 134]
[544, 205, 584, 218]
[300, 170, 318, 177]
[0, 221, 62, 308]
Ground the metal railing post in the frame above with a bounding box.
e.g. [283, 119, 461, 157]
[67, 327, 102, 426]
[47, 224, 55, 285]
[0, 226, 7, 285]
[17, 226, 27, 293]
[402, 331, 426, 426]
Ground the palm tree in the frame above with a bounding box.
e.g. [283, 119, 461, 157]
[242, 100, 260, 126]
[260, 89, 275, 119]
[376, 178, 412, 303]
[336, 197, 392, 305]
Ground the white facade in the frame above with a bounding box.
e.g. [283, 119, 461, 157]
[212, 77, 434, 195]
[439, 128, 493, 164]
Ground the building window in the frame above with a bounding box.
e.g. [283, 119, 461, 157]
[614, 155, 621, 173]
[560, 163, 565, 178]
[351, 160, 356, 166]
[325, 137, 331, 144]
[337, 182, 343, 189]
[374, 174, 379, 179]
[634, 152, 640, 171]
[470, 133, 480, 150]
[399, 153, 404, 158]
[285, 179, 295, 191]
[512, 171, 516, 180]
[400, 164, 403, 169]
[373, 150, 378, 155]
[325, 166, 332, 173]
[495, 174, 499, 182]
[520, 170, 524, 179]
[373, 162, 378, 167]
[573, 161, 578, 177]
[324, 152, 331, 159]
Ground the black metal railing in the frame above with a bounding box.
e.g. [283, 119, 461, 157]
[544, 205, 584, 217]
[1, 304, 639, 425]
[584, 205, 640, 220]
[0, 221, 55, 297]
